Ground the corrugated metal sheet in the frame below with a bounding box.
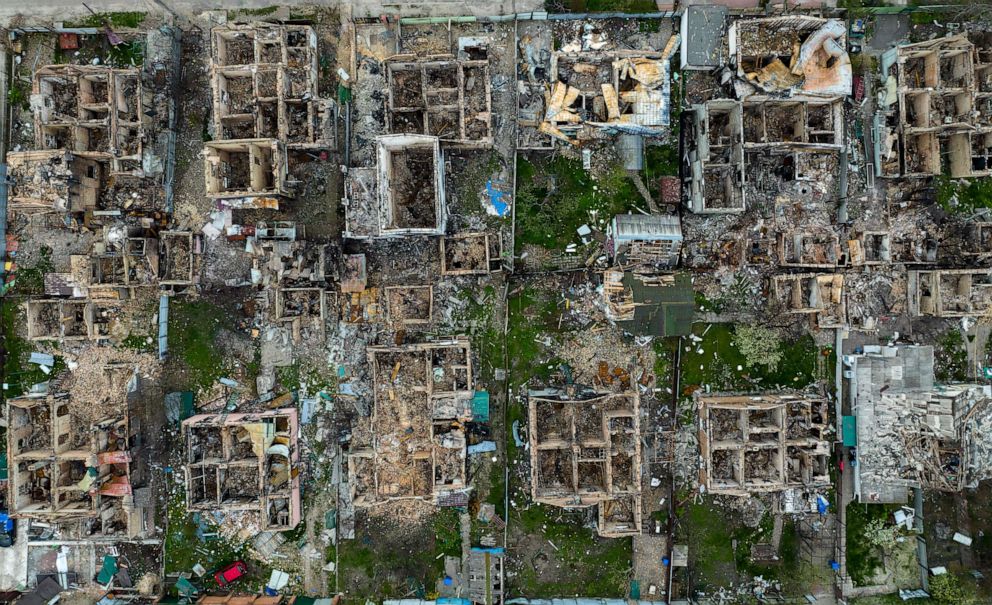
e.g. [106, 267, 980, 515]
[158, 295, 169, 360]
[612, 214, 682, 241]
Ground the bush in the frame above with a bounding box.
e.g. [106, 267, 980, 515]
[929, 573, 975, 604]
[734, 325, 783, 371]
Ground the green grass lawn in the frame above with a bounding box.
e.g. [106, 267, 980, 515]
[512, 504, 632, 597]
[0, 301, 66, 397]
[167, 299, 232, 391]
[337, 510, 457, 603]
[515, 155, 640, 249]
[163, 490, 261, 595]
[680, 323, 822, 396]
[67, 11, 146, 28]
[684, 498, 816, 595]
[505, 286, 564, 387]
[684, 499, 736, 591]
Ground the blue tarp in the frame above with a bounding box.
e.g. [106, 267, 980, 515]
[485, 180, 510, 217]
[467, 441, 496, 455]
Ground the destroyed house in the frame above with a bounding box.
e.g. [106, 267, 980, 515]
[32, 65, 145, 175]
[386, 55, 492, 146]
[348, 339, 472, 507]
[7, 392, 144, 538]
[182, 409, 301, 531]
[210, 24, 331, 147]
[908, 269, 992, 318]
[344, 135, 446, 239]
[204, 139, 289, 208]
[519, 35, 680, 147]
[607, 214, 682, 267]
[770, 273, 846, 328]
[686, 100, 746, 214]
[697, 393, 831, 497]
[777, 230, 846, 269]
[440, 232, 503, 276]
[849, 231, 938, 266]
[58, 233, 163, 300]
[528, 388, 642, 538]
[6, 150, 103, 214]
[159, 231, 197, 287]
[877, 35, 992, 178]
[729, 17, 851, 98]
[845, 345, 992, 503]
[602, 271, 694, 337]
[25, 299, 111, 341]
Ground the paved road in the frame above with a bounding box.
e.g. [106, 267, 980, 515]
[0, 0, 544, 20]
[0, 521, 28, 591]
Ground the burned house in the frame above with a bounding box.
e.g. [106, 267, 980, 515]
[845, 345, 992, 503]
[528, 388, 642, 538]
[347, 339, 472, 507]
[685, 100, 746, 214]
[770, 273, 846, 328]
[385, 285, 434, 327]
[182, 409, 301, 531]
[32, 65, 145, 175]
[159, 231, 198, 288]
[386, 55, 492, 145]
[274, 287, 330, 339]
[908, 269, 992, 318]
[686, 96, 844, 214]
[57, 231, 163, 300]
[696, 392, 831, 497]
[440, 232, 503, 276]
[607, 214, 682, 268]
[876, 34, 992, 178]
[777, 229, 846, 269]
[204, 138, 289, 208]
[685, 16, 850, 213]
[210, 24, 331, 147]
[7, 390, 146, 538]
[849, 230, 939, 266]
[343, 135, 446, 239]
[6, 150, 103, 214]
[26, 299, 101, 341]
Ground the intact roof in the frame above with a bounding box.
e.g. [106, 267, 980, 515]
[682, 5, 727, 68]
[612, 214, 682, 241]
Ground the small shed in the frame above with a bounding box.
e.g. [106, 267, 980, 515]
[609, 214, 683, 267]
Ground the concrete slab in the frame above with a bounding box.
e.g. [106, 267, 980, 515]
[870, 14, 911, 52]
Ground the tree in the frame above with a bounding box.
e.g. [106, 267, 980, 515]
[734, 325, 783, 371]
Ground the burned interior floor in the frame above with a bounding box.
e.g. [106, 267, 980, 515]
[3, 3, 992, 605]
